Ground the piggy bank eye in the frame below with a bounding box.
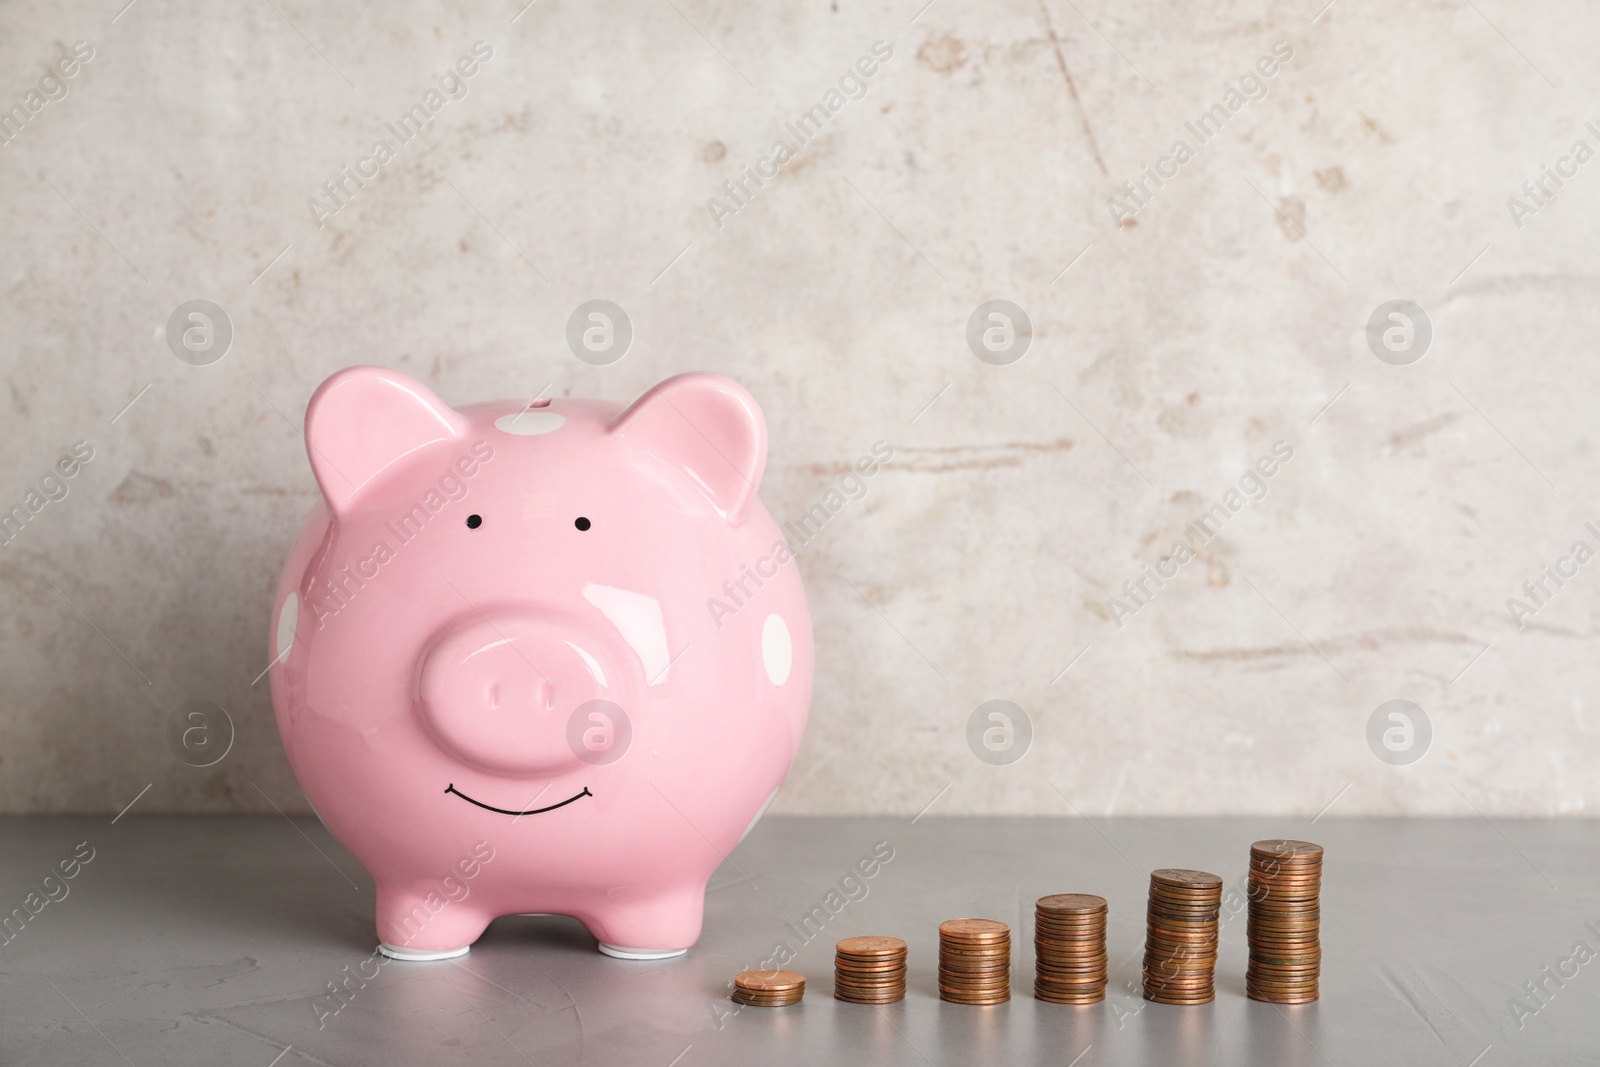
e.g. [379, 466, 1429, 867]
[574, 516, 591, 531]
[466, 514, 483, 529]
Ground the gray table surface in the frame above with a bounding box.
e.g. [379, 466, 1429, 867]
[2, 814, 1596, 1066]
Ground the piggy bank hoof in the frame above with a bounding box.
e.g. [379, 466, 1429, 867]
[598, 943, 689, 960]
[378, 942, 471, 962]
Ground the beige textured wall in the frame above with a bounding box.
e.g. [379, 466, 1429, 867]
[2, 0, 1596, 816]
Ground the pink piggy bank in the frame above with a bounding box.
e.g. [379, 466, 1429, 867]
[268, 367, 811, 960]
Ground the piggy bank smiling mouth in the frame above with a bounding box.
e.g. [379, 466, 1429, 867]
[444, 784, 593, 816]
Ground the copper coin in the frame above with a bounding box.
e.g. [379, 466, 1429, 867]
[1037, 965, 1108, 977]
[1037, 977, 1108, 989]
[732, 991, 804, 1006]
[1247, 919, 1321, 932]
[1248, 991, 1318, 1004]
[1037, 979, 1107, 989]
[1247, 978, 1320, 991]
[1247, 928, 1321, 942]
[1142, 970, 1217, 985]
[1248, 872, 1323, 887]
[940, 941, 1011, 954]
[836, 936, 907, 957]
[835, 956, 908, 969]
[941, 991, 1010, 1004]
[734, 970, 805, 993]
[1145, 994, 1215, 1005]
[1036, 893, 1108, 913]
[940, 918, 1010, 941]
[1248, 844, 1324, 857]
[1038, 956, 1109, 968]
[1247, 877, 1322, 892]
[938, 964, 1011, 977]
[1248, 960, 1322, 974]
[1145, 972, 1216, 991]
[1151, 868, 1224, 888]
[1037, 923, 1107, 935]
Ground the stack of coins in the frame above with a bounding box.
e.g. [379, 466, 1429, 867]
[1247, 839, 1323, 1004]
[731, 970, 806, 1007]
[833, 936, 909, 1003]
[1142, 869, 1223, 1005]
[1033, 894, 1109, 1004]
[938, 919, 1011, 1004]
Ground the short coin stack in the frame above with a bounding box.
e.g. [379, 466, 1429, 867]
[833, 936, 909, 1003]
[1033, 894, 1109, 1004]
[1142, 868, 1223, 1005]
[731, 969, 806, 1007]
[1247, 839, 1323, 1004]
[938, 918, 1011, 1004]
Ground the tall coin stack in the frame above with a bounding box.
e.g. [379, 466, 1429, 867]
[1033, 894, 1109, 1004]
[938, 918, 1011, 1004]
[834, 936, 908, 1004]
[1246, 839, 1323, 1004]
[1142, 868, 1223, 1005]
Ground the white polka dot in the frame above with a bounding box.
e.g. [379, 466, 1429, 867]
[277, 591, 298, 662]
[762, 614, 791, 686]
[495, 411, 566, 436]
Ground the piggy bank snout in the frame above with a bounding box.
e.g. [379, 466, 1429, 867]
[419, 615, 621, 775]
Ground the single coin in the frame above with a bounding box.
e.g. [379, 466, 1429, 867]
[1037, 893, 1108, 913]
[941, 992, 1011, 1004]
[1151, 869, 1224, 889]
[837, 936, 907, 957]
[1248, 844, 1324, 857]
[732, 989, 805, 1006]
[734, 970, 805, 993]
[940, 918, 1011, 941]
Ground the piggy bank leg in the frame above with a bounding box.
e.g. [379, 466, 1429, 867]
[374, 886, 493, 961]
[585, 883, 705, 960]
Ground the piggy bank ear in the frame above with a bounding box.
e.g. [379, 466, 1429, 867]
[303, 366, 469, 515]
[610, 373, 767, 523]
